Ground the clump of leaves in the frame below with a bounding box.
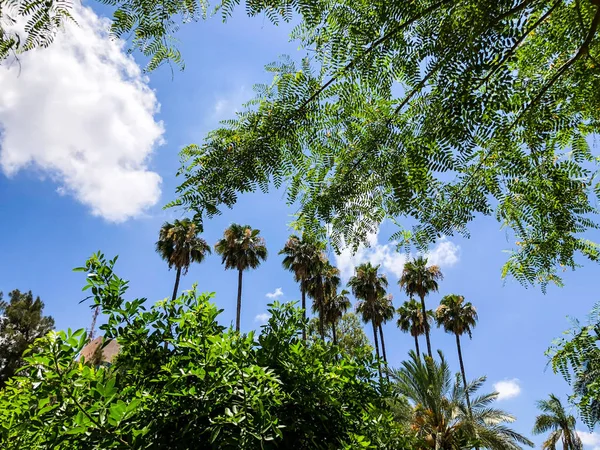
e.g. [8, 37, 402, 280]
[548, 302, 600, 428]
[0, 252, 416, 449]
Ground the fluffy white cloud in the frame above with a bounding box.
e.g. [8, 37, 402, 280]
[577, 430, 600, 450]
[493, 379, 521, 400]
[266, 288, 284, 299]
[0, 5, 164, 222]
[334, 229, 460, 279]
[254, 313, 271, 324]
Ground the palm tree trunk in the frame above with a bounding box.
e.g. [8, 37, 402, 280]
[319, 296, 325, 341]
[236, 269, 243, 332]
[456, 333, 472, 415]
[372, 321, 381, 378]
[332, 321, 338, 346]
[413, 334, 420, 357]
[301, 279, 307, 341]
[379, 324, 390, 380]
[172, 266, 182, 301]
[420, 293, 433, 358]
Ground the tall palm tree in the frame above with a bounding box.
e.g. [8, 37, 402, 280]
[215, 224, 268, 332]
[376, 293, 395, 368]
[533, 394, 583, 450]
[349, 262, 388, 377]
[323, 289, 351, 346]
[156, 219, 212, 301]
[393, 351, 534, 450]
[436, 294, 478, 414]
[307, 261, 340, 341]
[279, 235, 325, 340]
[397, 298, 431, 357]
[399, 256, 443, 358]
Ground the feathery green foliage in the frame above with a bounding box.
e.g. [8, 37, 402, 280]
[173, 0, 600, 289]
[393, 351, 534, 450]
[548, 302, 600, 427]
[0, 253, 416, 449]
[532, 394, 582, 450]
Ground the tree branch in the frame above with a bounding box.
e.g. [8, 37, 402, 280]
[297, 0, 455, 112]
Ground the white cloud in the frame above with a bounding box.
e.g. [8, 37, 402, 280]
[266, 288, 284, 299]
[0, 5, 164, 222]
[334, 228, 460, 279]
[577, 430, 600, 450]
[493, 379, 521, 400]
[254, 313, 271, 324]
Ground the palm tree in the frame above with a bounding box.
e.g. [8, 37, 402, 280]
[307, 261, 340, 341]
[399, 256, 443, 358]
[436, 294, 478, 414]
[156, 219, 212, 301]
[393, 351, 534, 450]
[279, 235, 325, 340]
[349, 262, 388, 377]
[323, 289, 351, 346]
[533, 394, 583, 450]
[215, 224, 268, 332]
[376, 293, 395, 368]
[397, 298, 431, 357]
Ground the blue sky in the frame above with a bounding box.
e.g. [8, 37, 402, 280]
[0, 3, 599, 448]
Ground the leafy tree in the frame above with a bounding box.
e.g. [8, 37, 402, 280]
[533, 394, 583, 450]
[0, 253, 416, 449]
[393, 351, 534, 450]
[280, 235, 326, 340]
[435, 293, 478, 414]
[397, 298, 431, 357]
[323, 289, 351, 346]
[215, 224, 267, 332]
[156, 218, 211, 301]
[173, 0, 600, 290]
[0, 290, 54, 387]
[548, 301, 600, 427]
[399, 256, 443, 358]
[349, 262, 388, 377]
[309, 312, 373, 359]
[306, 261, 340, 340]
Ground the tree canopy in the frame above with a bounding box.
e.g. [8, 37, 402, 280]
[0, 290, 54, 387]
[170, 0, 600, 289]
[0, 253, 414, 449]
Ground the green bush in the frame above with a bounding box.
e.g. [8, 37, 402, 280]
[0, 253, 415, 449]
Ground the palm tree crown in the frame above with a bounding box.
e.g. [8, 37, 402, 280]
[436, 294, 478, 338]
[306, 261, 340, 340]
[393, 351, 534, 450]
[397, 298, 431, 356]
[349, 262, 388, 377]
[279, 234, 325, 340]
[215, 224, 267, 332]
[156, 219, 211, 301]
[533, 394, 582, 450]
[399, 256, 443, 358]
[323, 289, 351, 346]
[215, 224, 268, 271]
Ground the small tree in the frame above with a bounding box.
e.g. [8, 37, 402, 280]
[0, 290, 54, 387]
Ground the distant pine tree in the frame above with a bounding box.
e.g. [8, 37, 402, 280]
[0, 290, 54, 387]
